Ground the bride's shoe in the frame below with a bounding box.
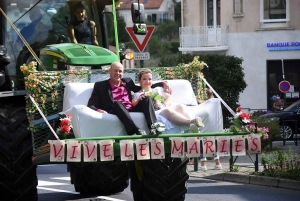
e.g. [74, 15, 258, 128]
[193, 117, 205, 128]
[189, 124, 199, 133]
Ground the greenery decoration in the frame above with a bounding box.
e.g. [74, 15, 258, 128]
[20, 61, 90, 132]
[153, 56, 208, 102]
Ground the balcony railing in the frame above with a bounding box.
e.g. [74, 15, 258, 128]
[179, 25, 229, 51]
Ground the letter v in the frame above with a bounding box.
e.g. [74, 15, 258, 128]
[53, 144, 63, 158]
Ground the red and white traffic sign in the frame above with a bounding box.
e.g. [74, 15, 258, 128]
[278, 81, 291, 93]
[126, 26, 155, 52]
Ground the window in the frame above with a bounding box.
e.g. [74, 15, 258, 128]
[260, 0, 290, 28]
[163, 13, 168, 23]
[205, 0, 220, 26]
[146, 13, 157, 24]
[267, 59, 300, 108]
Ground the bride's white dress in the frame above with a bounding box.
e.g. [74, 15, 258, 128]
[134, 88, 193, 133]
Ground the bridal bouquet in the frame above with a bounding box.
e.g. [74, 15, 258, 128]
[150, 121, 166, 135]
[147, 89, 165, 110]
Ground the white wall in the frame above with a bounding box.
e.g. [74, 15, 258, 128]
[119, 10, 133, 27]
[227, 30, 300, 109]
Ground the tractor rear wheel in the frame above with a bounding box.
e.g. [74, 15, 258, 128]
[0, 103, 38, 201]
[130, 154, 189, 201]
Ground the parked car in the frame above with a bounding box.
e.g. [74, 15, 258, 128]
[259, 99, 300, 139]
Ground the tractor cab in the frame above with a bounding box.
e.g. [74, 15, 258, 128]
[0, 0, 126, 92]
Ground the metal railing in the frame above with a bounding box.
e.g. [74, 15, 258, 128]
[179, 25, 229, 48]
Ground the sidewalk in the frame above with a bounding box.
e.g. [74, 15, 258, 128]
[187, 141, 300, 191]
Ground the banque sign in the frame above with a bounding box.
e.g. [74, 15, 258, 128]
[49, 134, 261, 162]
[267, 41, 300, 51]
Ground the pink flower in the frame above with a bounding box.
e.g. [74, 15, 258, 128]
[263, 134, 269, 139]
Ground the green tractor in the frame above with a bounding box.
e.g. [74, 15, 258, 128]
[0, 0, 190, 200]
[0, 0, 139, 200]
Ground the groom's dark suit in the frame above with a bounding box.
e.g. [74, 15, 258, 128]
[87, 78, 164, 135]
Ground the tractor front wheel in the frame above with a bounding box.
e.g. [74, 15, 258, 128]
[0, 103, 38, 201]
[69, 161, 129, 195]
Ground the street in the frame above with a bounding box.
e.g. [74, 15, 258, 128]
[37, 164, 300, 201]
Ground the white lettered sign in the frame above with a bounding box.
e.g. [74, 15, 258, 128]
[216, 136, 230, 156]
[120, 140, 135, 161]
[135, 139, 150, 160]
[150, 138, 165, 159]
[66, 141, 81, 162]
[49, 134, 262, 162]
[248, 134, 262, 154]
[186, 137, 201, 158]
[202, 137, 216, 157]
[82, 141, 97, 162]
[99, 140, 115, 161]
[232, 135, 246, 156]
[49, 140, 65, 162]
[170, 137, 185, 157]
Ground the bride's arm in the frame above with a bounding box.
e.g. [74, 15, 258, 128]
[132, 92, 148, 107]
[163, 91, 173, 106]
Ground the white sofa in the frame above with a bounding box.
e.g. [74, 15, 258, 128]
[62, 79, 223, 138]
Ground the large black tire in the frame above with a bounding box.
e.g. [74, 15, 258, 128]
[69, 161, 129, 195]
[0, 103, 38, 201]
[130, 154, 189, 201]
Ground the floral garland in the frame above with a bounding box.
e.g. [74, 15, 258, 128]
[20, 61, 90, 132]
[229, 106, 269, 140]
[152, 56, 208, 103]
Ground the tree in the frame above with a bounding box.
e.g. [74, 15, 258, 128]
[107, 11, 130, 45]
[155, 21, 179, 42]
[173, 0, 181, 25]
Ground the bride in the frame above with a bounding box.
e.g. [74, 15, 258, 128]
[132, 68, 204, 133]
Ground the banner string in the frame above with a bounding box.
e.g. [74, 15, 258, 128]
[201, 76, 237, 117]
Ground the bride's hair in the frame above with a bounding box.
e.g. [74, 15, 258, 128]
[137, 68, 152, 81]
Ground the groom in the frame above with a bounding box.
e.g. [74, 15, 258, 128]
[87, 62, 171, 135]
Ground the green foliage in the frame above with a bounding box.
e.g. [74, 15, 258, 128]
[51, 4, 70, 39]
[231, 165, 240, 172]
[170, 42, 180, 53]
[144, 20, 180, 57]
[155, 21, 179, 42]
[173, 0, 182, 24]
[158, 54, 179, 67]
[159, 53, 247, 127]
[259, 148, 300, 181]
[107, 11, 129, 45]
[148, 36, 173, 57]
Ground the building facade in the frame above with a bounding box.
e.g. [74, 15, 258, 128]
[117, 0, 175, 27]
[179, 0, 300, 110]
